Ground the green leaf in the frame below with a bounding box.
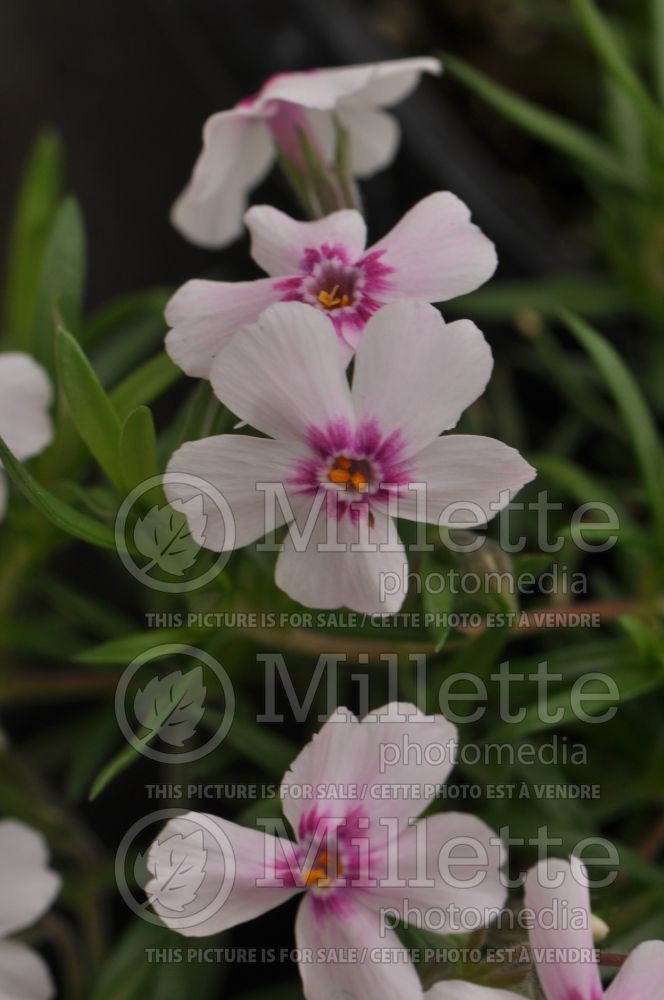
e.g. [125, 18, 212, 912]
[75, 630, 206, 665]
[532, 453, 624, 511]
[34, 197, 86, 372]
[571, 0, 664, 139]
[486, 660, 662, 742]
[655, 0, 664, 106]
[56, 324, 124, 489]
[561, 311, 664, 545]
[443, 53, 638, 188]
[120, 406, 158, 493]
[82, 286, 169, 346]
[449, 276, 632, 322]
[2, 130, 63, 349]
[110, 352, 179, 419]
[0, 435, 116, 548]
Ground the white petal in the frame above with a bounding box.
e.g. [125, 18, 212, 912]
[145, 811, 299, 936]
[524, 856, 603, 1000]
[351, 304, 493, 456]
[369, 814, 506, 930]
[280, 703, 456, 838]
[171, 110, 273, 249]
[343, 56, 442, 108]
[606, 940, 664, 999]
[370, 192, 497, 302]
[395, 435, 536, 526]
[165, 435, 304, 550]
[210, 301, 354, 441]
[165, 277, 282, 378]
[0, 354, 53, 462]
[257, 58, 440, 111]
[295, 892, 423, 1000]
[245, 205, 367, 277]
[0, 821, 60, 937]
[338, 106, 400, 177]
[427, 983, 518, 1000]
[0, 941, 55, 1000]
[275, 504, 407, 614]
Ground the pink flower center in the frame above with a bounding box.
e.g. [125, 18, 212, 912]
[310, 261, 360, 312]
[274, 248, 393, 343]
[302, 845, 344, 890]
[290, 420, 411, 525]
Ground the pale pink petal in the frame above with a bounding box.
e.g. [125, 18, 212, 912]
[351, 304, 493, 456]
[0, 353, 53, 462]
[165, 435, 305, 551]
[210, 302, 354, 441]
[427, 984, 518, 1000]
[257, 58, 440, 111]
[0, 941, 55, 1000]
[606, 940, 664, 999]
[524, 856, 603, 1000]
[165, 278, 282, 378]
[371, 192, 497, 302]
[274, 503, 407, 614]
[255, 65, 381, 110]
[145, 811, 300, 936]
[280, 702, 456, 838]
[0, 821, 61, 938]
[245, 205, 367, 276]
[393, 435, 536, 527]
[342, 56, 442, 108]
[295, 892, 423, 1000]
[171, 110, 273, 249]
[369, 813, 506, 931]
[338, 106, 400, 176]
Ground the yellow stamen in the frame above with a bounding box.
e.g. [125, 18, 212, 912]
[318, 284, 351, 310]
[329, 468, 351, 484]
[304, 849, 343, 889]
[328, 456, 369, 490]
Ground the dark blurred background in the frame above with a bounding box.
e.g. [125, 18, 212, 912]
[3, 0, 634, 312]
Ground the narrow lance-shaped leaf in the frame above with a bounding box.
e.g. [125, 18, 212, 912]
[110, 352, 179, 419]
[56, 324, 124, 490]
[442, 53, 639, 189]
[655, 0, 664, 106]
[561, 311, 664, 548]
[571, 0, 664, 142]
[120, 406, 159, 495]
[0, 435, 116, 549]
[2, 130, 63, 349]
[34, 196, 86, 372]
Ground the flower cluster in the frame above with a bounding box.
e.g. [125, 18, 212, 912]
[164, 58, 535, 616]
[147, 705, 664, 999]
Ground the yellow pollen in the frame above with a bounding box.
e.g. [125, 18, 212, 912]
[304, 849, 343, 889]
[328, 456, 369, 491]
[318, 284, 351, 310]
